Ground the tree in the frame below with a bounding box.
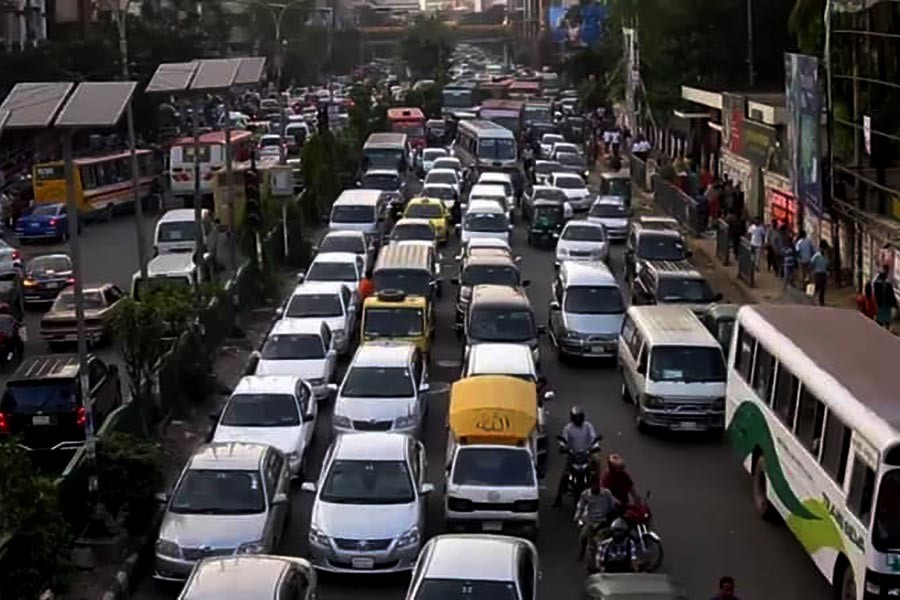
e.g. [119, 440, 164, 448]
[403, 84, 443, 119]
[0, 443, 71, 599]
[400, 16, 454, 81]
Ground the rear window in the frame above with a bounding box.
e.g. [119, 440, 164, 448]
[1, 381, 79, 414]
[157, 221, 196, 243]
[453, 447, 534, 487]
[331, 205, 375, 224]
[320, 236, 365, 254]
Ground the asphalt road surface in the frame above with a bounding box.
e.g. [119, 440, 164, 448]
[133, 218, 831, 600]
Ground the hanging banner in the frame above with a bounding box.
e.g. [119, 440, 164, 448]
[785, 53, 823, 216]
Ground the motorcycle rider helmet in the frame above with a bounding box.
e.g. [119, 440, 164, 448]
[569, 405, 585, 427]
[610, 517, 629, 540]
[608, 453, 626, 471]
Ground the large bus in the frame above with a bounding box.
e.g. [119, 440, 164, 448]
[387, 107, 426, 152]
[726, 304, 900, 600]
[168, 130, 253, 203]
[524, 100, 554, 128]
[507, 80, 541, 100]
[455, 119, 522, 196]
[32, 149, 157, 218]
[442, 82, 478, 117]
[477, 99, 525, 138]
[362, 132, 410, 175]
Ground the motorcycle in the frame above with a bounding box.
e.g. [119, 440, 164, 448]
[556, 433, 603, 505]
[624, 493, 664, 572]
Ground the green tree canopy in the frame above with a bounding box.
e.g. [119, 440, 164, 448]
[400, 16, 454, 82]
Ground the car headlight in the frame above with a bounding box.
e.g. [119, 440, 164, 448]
[309, 526, 330, 547]
[562, 329, 583, 342]
[156, 539, 182, 559]
[642, 394, 665, 408]
[396, 527, 420, 549]
[712, 397, 726, 411]
[237, 540, 266, 554]
[394, 414, 419, 429]
[332, 414, 352, 428]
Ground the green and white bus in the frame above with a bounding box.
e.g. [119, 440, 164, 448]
[726, 304, 900, 600]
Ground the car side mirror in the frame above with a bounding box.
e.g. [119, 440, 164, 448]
[420, 483, 435, 495]
[302, 411, 315, 423]
[312, 245, 319, 252]
[208, 410, 222, 425]
[543, 390, 556, 402]
[154, 491, 169, 504]
[273, 492, 289, 504]
[549, 300, 560, 310]
[326, 383, 339, 394]
[508, 224, 514, 231]
[685, 249, 693, 258]
[419, 381, 430, 393]
[522, 279, 531, 287]
[326, 349, 337, 360]
[297, 272, 305, 282]
[537, 325, 547, 334]
[301, 482, 317, 493]
[514, 256, 522, 263]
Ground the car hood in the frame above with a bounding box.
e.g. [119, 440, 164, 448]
[588, 216, 629, 229]
[159, 512, 267, 549]
[559, 188, 589, 199]
[335, 396, 416, 421]
[313, 500, 417, 539]
[255, 358, 327, 379]
[558, 240, 606, 252]
[563, 312, 624, 335]
[213, 425, 304, 456]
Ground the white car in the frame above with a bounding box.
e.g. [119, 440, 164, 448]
[548, 172, 591, 211]
[476, 172, 515, 211]
[468, 183, 511, 221]
[302, 252, 364, 289]
[432, 156, 462, 174]
[550, 141, 582, 160]
[302, 432, 432, 573]
[212, 376, 317, 476]
[424, 168, 461, 196]
[587, 197, 630, 241]
[421, 183, 459, 209]
[532, 160, 561, 186]
[461, 200, 511, 245]
[421, 148, 449, 174]
[540, 133, 565, 158]
[555, 220, 609, 264]
[316, 230, 372, 274]
[252, 319, 338, 400]
[279, 281, 356, 355]
[332, 342, 430, 437]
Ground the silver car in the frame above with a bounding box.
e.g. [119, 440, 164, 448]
[587, 197, 630, 241]
[178, 555, 317, 600]
[277, 281, 357, 356]
[251, 319, 339, 401]
[555, 221, 609, 265]
[302, 432, 433, 573]
[549, 261, 625, 358]
[154, 443, 291, 581]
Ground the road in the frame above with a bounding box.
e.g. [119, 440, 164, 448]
[133, 219, 831, 599]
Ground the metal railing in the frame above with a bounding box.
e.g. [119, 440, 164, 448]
[652, 178, 704, 237]
[630, 155, 648, 192]
[715, 219, 730, 265]
[737, 238, 756, 287]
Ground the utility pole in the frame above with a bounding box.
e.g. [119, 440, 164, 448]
[746, 0, 755, 87]
[191, 97, 206, 271]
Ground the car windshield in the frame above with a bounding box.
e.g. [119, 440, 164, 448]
[414, 580, 519, 600]
[29, 255, 72, 275]
[331, 205, 375, 224]
[658, 277, 716, 303]
[469, 308, 534, 342]
[364, 148, 404, 170]
[557, 153, 584, 168]
[320, 460, 415, 504]
[306, 261, 357, 282]
[535, 162, 561, 175]
[392, 224, 434, 242]
[373, 271, 431, 296]
[462, 264, 519, 287]
[427, 172, 456, 186]
[477, 138, 516, 161]
[649, 346, 726, 383]
[341, 366, 414, 397]
[286, 293, 342, 318]
[157, 221, 196, 243]
[464, 212, 509, 232]
[564, 286, 624, 314]
[533, 188, 566, 203]
[874, 470, 900, 551]
[563, 225, 605, 242]
[320, 236, 365, 254]
[453, 447, 535, 486]
[423, 150, 447, 161]
[362, 174, 400, 191]
[423, 186, 455, 201]
[406, 203, 443, 219]
[170, 470, 266, 514]
[554, 176, 584, 190]
[433, 159, 460, 171]
[1, 382, 78, 413]
[589, 203, 628, 218]
[221, 393, 300, 427]
[364, 307, 424, 337]
[30, 204, 61, 217]
[259, 136, 281, 147]
[260, 334, 325, 360]
[637, 234, 686, 261]
[53, 291, 105, 311]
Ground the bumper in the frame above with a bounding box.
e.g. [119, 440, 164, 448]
[638, 406, 725, 431]
[153, 554, 198, 581]
[307, 540, 419, 573]
[445, 511, 538, 536]
[558, 337, 618, 357]
[24, 288, 65, 303]
[605, 228, 628, 241]
[16, 228, 59, 239]
[41, 327, 104, 343]
[333, 420, 420, 437]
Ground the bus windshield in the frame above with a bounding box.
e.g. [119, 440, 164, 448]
[364, 148, 404, 170]
[392, 121, 424, 138]
[650, 346, 725, 383]
[477, 138, 516, 161]
[443, 89, 474, 109]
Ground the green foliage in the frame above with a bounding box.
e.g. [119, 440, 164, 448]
[301, 132, 344, 224]
[404, 84, 444, 119]
[0, 443, 71, 599]
[400, 16, 454, 81]
[97, 433, 164, 535]
[789, 0, 825, 55]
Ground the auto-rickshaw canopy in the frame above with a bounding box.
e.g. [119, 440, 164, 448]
[449, 376, 537, 445]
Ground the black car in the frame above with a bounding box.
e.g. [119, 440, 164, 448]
[23, 253, 74, 305]
[0, 268, 24, 321]
[0, 354, 122, 452]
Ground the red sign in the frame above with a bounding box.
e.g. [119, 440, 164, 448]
[729, 106, 744, 154]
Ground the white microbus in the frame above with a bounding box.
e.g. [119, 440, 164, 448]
[726, 304, 900, 600]
[455, 119, 518, 173]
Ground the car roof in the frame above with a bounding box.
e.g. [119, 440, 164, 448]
[322, 230, 365, 240]
[466, 238, 510, 249]
[421, 535, 522, 581]
[395, 218, 433, 227]
[560, 261, 617, 286]
[423, 147, 448, 154]
[422, 183, 454, 191]
[145, 252, 196, 275]
[158, 208, 197, 223]
[310, 252, 358, 264]
[408, 197, 444, 205]
[626, 306, 720, 347]
[291, 281, 348, 295]
[471, 184, 507, 195]
[469, 343, 534, 375]
[351, 341, 416, 367]
[563, 220, 604, 231]
[648, 260, 703, 278]
[269, 318, 327, 336]
[478, 172, 512, 182]
[334, 432, 409, 461]
[333, 189, 382, 207]
[592, 197, 625, 206]
[428, 168, 458, 176]
[364, 168, 401, 177]
[233, 375, 301, 395]
[433, 156, 460, 164]
[464, 253, 517, 268]
[552, 172, 584, 180]
[189, 442, 269, 471]
[181, 556, 303, 600]
[471, 284, 530, 307]
[466, 200, 504, 213]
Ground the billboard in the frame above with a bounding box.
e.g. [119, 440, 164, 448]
[549, 2, 606, 47]
[785, 53, 822, 216]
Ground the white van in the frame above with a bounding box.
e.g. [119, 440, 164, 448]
[328, 189, 386, 245]
[130, 253, 201, 299]
[618, 305, 727, 433]
[469, 183, 512, 222]
[460, 200, 511, 245]
[154, 208, 218, 265]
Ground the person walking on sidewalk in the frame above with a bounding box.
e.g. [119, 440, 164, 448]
[873, 265, 898, 328]
[748, 218, 765, 269]
[765, 219, 783, 274]
[782, 240, 798, 289]
[795, 230, 815, 284]
[810, 240, 830, 306]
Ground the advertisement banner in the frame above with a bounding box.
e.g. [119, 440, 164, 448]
[549, 7, 568, 43]
[722, 93, 745, 154]
[581, 3, 606, 46]
[785, 53, 823, 215]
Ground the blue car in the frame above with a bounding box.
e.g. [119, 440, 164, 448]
[15, 203, 69, 243]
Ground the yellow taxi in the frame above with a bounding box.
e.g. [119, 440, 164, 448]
[362, 290, 434, 356]
[403, 197, 450, 243]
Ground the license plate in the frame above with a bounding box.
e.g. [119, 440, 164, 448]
[46, 282, 60, 289]
[351, 557, 374, 569]
[482, 521, 503, 532]
[30, 223, 39, 228]
[591, 345, 606, 353]
[675, 422, 700, 431]
[32, 415, 50, 426]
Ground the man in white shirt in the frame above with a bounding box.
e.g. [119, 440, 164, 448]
[748, 219, 766, 269]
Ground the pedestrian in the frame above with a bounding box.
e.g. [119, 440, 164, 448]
[856, 281, 877, 320]
[731, 182, 745, 216]
[810, 240, 829, 306]
[748, 218, 765, 269]
[707, 180, 721, 220]
[795, 230, 815, 284]
[873, 264, 898, 328]
[766, 219, 782, 274]
[726, 213, 742, 261]
[359, 267, 375, 301]
[710, 575, 740, 600]
[783, 241, 798, 289]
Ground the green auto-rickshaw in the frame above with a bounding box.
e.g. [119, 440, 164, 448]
[599, 171, 632, 210]
[527, 199, 569, 248]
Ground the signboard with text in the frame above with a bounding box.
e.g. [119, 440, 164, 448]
[785, 53, 823, 215]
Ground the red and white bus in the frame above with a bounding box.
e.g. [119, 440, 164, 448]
[387, 107, 426, 152]
[168, 130, 253, 201]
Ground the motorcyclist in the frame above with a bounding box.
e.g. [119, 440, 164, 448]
[596, 517, 639, 574]
[552, 405, 599, 507]
[574, 478, 619, 561]
[602, 454, 637, 506]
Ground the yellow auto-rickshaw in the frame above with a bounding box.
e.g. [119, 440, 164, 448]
[362, 289, 432, 356]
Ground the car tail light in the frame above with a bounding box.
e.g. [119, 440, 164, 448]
[66, 277, 76, 285]
[0, 411, 9, 434]
[49, 218, 57, 226]
[76, 406, 87, 427]
[11, 250, 20, 261]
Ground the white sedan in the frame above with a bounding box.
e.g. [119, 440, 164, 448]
[548, 172, 591, 211]
[555, 220, 609, 264]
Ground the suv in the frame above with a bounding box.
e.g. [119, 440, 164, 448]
[631, 260, 721, 313]
[624, 218, 689, 285]
[0, 354, 121, 452]
[451, 253, 528, 326]
[463, 285, 542, 365]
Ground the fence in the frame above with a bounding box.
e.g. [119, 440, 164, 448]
[737, 238, 756, 287]
[715, 219, 730, 265]
[630, 155, 649, 192]
[652, 178, 704, 237]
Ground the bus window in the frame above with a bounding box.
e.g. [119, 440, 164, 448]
[819, 412, 851, 485]
[183, 145, 212, 163]
[874, 471, 900, 551]
[847, 456, 875, 524]
[795, 387, 826, 456]
[772, 365, 799, 428]
[80, 166, 97, 190]
[751, 345, 775, 404]
[735, 327, 756, 382]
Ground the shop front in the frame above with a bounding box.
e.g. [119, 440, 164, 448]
[764, 170, 799, 232]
